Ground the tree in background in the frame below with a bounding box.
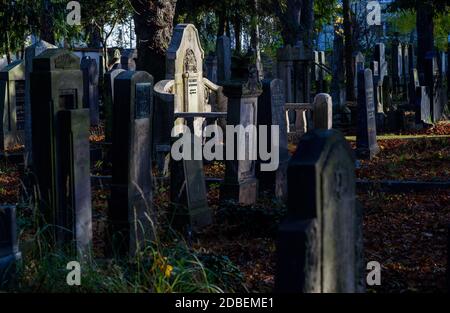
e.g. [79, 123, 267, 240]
[131, 0, 177, 82]
[343, 0, 355, 101]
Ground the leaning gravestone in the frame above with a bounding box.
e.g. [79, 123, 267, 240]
[257, 78, 289, 201]
[30, 49, 92, 258]
[356, 69, 380, 160]
[80, 56, 100, 126]
[103, 68, 125, 141]
[275, 129, 364, 293]
[109, 71, 154, 257]
[313, 93, 333, 130]
[24, 40, 57, 166]
[0, 206, 21, 287]
[0, 60, 25, 151]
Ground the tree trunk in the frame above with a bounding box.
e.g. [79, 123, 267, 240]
[274, 0, 302, 46]
[40, 0, 55, 44]
[131, 0, 177, 82]
[416, 2, 434, 77]
[233, 16, 242, 54]
[343, 0, 355, 101]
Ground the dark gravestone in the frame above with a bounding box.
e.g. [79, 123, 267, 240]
[221, 64, 263, 206]
[409, 68, 420, 109]
[170, 131, 212, 233]
[275, 129, 363, 293]
[120, 49, 137, 71]
[58, 109, 93, 257]
[205, 53, 218, 84]
[0, 60, 25, 151]
[391, 39, 403, 94]
[103, 69, 125, 142]
[415, 86, 432, 125]
[216, 36, 232, 83]
[402, 44, 410, 89]
[24, 40, 57, 166]
[257, 79, 289, 201]
[0, 206, 21, 287]
[110, 71, 154, 257]
[353, 52, 365, 99]
[153, 80, 175, 175]
[31, 49, 92, 258]
[80, 56, 100, 126]
[424, 52, 442, 123]
[356, 69, 380, 160]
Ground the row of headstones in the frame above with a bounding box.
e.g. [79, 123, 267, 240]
[0, 43, 139, 153]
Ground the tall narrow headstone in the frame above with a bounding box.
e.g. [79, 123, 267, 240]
[120, 49, 137, 71]
[275, 129, 363, 293]
[424, 52, 442, 123]
[313, 93, 333, 130]
[0, 206, 21, 287]
[415, 86, 432, 125]
[103, 68, 125, 141]
[24, 40, 57, 166]
[0, 60, 25, 151]
[354, 52, 365, 99]
[205, 53, 218, 84]
[80, 56, 100, 126]
[331, 34, 346, 112]
[391, 39, 403, 94]
[356, 69, 380, 160]
[109, 71, 154, 257]
[221, 63, 262, 205]
[257, 79, 289, 201]
[216, 36, 232, 83]
[30, 49, 92, 258]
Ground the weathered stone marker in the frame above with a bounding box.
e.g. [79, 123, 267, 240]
[80, 56, 100, 126]
[24, 40, 57, 166]
[221, 62, 262, 205]
[109, 71, 154, 257]
[0, 60, 25, 151]
[313, 93, 333, 130]
[356, 69, 380, 160]
[257, 78, 289, 201]
[0, 206, 21, 287]
[216, 36, 232, 83]
[30, 49, 92, 258]
[120, 49, 137, 71]
[275, 129, 363, 293]
[424, 52, 442, 123]
[415, 86, 432, 125]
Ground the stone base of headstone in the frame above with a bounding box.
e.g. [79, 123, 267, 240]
[375, 113, 386, 132]
[220, 178, 259, 206]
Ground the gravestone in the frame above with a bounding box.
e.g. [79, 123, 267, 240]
[331, 33, 346, 112]
[80, 56, 100, 126]
[167, 24, 208, 136]
[409, 68, 420, 109]
[313, 93, 333, 130]
[257, 79, 289, 201]
[30, 49, 92, 258]
[109, 71, 154, 257]
[402, 44, 410, 85]
[275, 129, 363, 293]
[120, 49, 137, 71]
[0, 60, 25, 151]
[424, 52, 442, 123]
[0, 206, 21, 287]
[205, 53, 218, 84]
[170, 129, 212, 233]
[391, 39, 403, 95]
[221, 63, 263, 206]
[216, 36, 232, 83]
[24, 40, 57, 166]
[353, 52, 365, 99]
[415, 86, 432, 125]
[103, 68, 125, 141]
[370, 61, 385, 130]
[356, 69, 380, 160]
